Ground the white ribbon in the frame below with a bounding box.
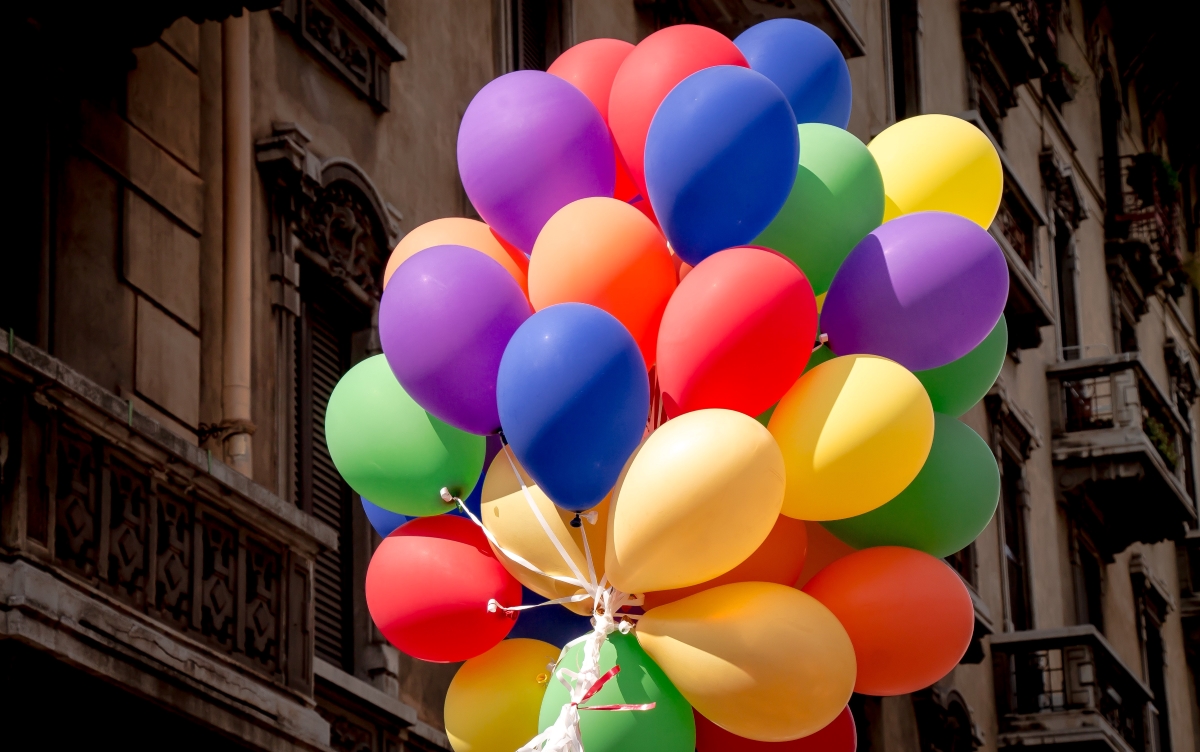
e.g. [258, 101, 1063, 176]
[448, 441, 646, 752]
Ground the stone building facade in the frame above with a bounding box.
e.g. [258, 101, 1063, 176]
[1, 1, 1196, 751]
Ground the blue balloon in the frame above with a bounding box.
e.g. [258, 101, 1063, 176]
[644, 65, 799, 266]
[361, 496, 410, 538]
[734, 19, 853, 129]
[497, 303, 649, 512]
[507, 588, 593, 648]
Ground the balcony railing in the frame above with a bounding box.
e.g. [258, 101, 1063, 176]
[1047, 354, 1195, 557]
[992, 626, 1157, 752]
[1106, 154, 1187, 298]
[1, 335, 338, 749]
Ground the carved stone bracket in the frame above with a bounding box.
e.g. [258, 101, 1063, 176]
[986, 376, 1044, 461]
[257, 122, 401, 310]
[1040, 149, 1086, 229]
[1129, 552, 1176, 620]
[273, 0, 407, 111]
[1164, 338, 1200, 407]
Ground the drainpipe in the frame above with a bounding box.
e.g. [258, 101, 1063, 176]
[222, 12, 253, 475]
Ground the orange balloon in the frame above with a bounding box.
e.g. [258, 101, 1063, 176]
[529, 197, 677, 367]
[645, 515, 807, 609]
[794, 522, 855, 588]
[383, 217, 529, 293]
[802, 546, 973, 696]
[547, 38, 640, 202]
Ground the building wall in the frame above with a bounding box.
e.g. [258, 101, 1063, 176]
[3, 1, 1198, 751]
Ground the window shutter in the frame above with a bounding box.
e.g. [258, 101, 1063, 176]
[297, 298, 353, 668]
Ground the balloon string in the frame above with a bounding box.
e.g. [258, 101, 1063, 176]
[519, 588, 642, 752]
[488, 593, 591, 614]
[501, 444, 598, 597]
[813, 333, 829, 353]
[443, 489, 588, 589]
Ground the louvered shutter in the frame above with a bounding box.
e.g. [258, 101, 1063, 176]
[296, 298, 353, 668]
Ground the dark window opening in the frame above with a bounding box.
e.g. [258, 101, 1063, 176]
[947, 543, 977, 588]
[294, 264, 371, 671]
[1118, 311, 1139, 353]
[3, 21, 51, 347]
[1073, 532, 1105, 633]
[512, 0, 567, 71]
[1001, 453, 1032, 631]
[1055, 219, 1081, 360]
[1142, 613, 1172, 752]
[890, 0, 922, 120]
[996, 190, 1036, 270]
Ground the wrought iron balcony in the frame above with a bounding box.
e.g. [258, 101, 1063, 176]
[1047, 354, 1195, 558]
[963, 1, 1048, 97]
[991, 625, 1158, 752]
[1106, 154, 1187, 300]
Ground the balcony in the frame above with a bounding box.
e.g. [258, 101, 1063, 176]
[635, 0, 866, 57]
[963, 1, 1048, 113]
[1047, 354, 1195, 559]
[991, 625, 1157, 752]
[1106, 154, 1188, 301]
[0, 335, 338, 749]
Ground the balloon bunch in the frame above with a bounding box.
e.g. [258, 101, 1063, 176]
[326, 17, 1010, 752]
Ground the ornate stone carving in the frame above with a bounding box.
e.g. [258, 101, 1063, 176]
[36, 405, 302, 682]
[257, 123, 400, 308]
[273, 0, 408, 111]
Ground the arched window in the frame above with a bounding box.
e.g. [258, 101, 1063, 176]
[258, 126, 400, 672]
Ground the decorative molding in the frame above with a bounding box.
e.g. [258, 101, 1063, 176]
[914, 685, 984, 751]
[1040, 148, 1087, 229]
[986, 376, 1044, 461]
[273, 0, 407, 111]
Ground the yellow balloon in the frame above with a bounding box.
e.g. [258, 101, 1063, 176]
[482, 451, 607, 615]
[636, 582, 856, 742]
[868, 114, 1003, 228]
[768, 355, 933, 520]
[606, 409, 784, 594]
[445, 638, 560, 752]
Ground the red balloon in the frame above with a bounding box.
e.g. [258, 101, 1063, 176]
[548, 38, 639, 201]
[803, 547, 974, 695]
[608, 25, 747, 201]
[657, 246, 818, 418]
[365, 515, 521, 662]
[696, 707, 856, 751]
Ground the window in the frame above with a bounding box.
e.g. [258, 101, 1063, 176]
[890, 0, 922, 120]
[947, 544, 977, 588]
[1071, 530, 1105, 633]
[1132, 562, 1173, 752]
[1055, 219, 1081, 360]
[1000, 453, 1033, 631]
[511, 0, 569, 71]
[294, 264, 372, 669]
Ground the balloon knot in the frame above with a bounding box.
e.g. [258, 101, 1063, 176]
[570, 514, 582, 528]
[439, 487, 456, 504]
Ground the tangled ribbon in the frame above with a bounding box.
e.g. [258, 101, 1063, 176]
[445, 443, 649, 751]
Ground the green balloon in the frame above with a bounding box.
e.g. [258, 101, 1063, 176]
[752, 123, 884, 295]
[915, 315, 1008, 416]
[539, 631, 694, 752]
[324, 355, 485, 516]
[822, 413, 1000, 557]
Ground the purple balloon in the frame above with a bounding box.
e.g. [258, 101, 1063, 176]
[821, 211, 1009, 371]
[379, 245, 531, 435]
[457, 70, 616, 252]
